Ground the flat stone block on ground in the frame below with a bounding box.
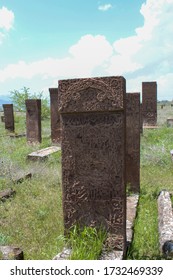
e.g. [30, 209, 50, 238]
[13, 172, 32, 184]
[126, 194, 139, 247]
[0, 189, 16, 201]
[0, 246, 24, 260]
[157, 190, 173, 257]
[9, 133, 26, 138]
[143, 126, 159, 129]
[27, 146, 61, 160]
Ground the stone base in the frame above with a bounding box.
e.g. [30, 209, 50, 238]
[143, 126, 159, 129]
[0, 246, 24, 260]
[27, 146, 61, 160]
[0, 189, 16, 201]
[157, 190, 173, 257]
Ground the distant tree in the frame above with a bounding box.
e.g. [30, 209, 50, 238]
[10, 87, 50, 119]
[10, 87, 30, 112]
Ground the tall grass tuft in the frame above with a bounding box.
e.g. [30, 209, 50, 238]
[67, 226, 107, 260]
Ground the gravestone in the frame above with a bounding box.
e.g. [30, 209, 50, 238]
[2, 104, 14, 132]
[59, 76, 126, 252]
[25, 99, 41, 143]
[49, 88, 61, 143]
[126, 93, 140, 193]
[142, 82, 157, 126]
[140, 103, 143, 134]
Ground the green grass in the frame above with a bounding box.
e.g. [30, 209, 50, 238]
[0, 112, 64, 259]
[127, 104, 173, 259]
[66, 226, 107, 260]
[1, 103, 173, 259]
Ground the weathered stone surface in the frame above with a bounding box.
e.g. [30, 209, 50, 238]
[157, 191, 173, 256]
[53, 248, 72, 260]
[140, 103, 143, 134]
[13, 172, 32, 184]
[2, 104, 15, 132]
[167, 118, 173, 127]
[27, 146, 61, 160]
[126, 93, 140, 193]
[49, 88, 61, 143]
[142, 82, 157, 126]
[25, 99, 41, 143]
[0, 189, 16, 201]
[126, 194, 139, 246]
[1, 115, 5, 122]
[9, 133, 26, 138]
[0, 246, 24, 260]
[59, 76, 126, 252]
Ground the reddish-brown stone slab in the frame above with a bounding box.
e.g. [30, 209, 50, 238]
[59, 76, 126, 253]
[49, 88, 61, 143]
[126, 93, 140, 193]
[25, 99, 41, 143]
[142, 82, 157, 126]
[2, 104, 14, 132]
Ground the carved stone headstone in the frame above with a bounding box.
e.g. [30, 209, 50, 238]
[142, 82, 157, 126]
[25, 99, 41, 143]
[126, 93, 140, 193]
[59, 76, 126, 252]
[2, 104, 14, 132]
[49, 88, 61, 143]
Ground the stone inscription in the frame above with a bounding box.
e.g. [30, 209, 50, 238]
[25, 99, 41, 143]
[142, 82, 157, 126]
[49, 88, 61, 143]
[126, 93, 140, 193]
[59, 76, 126, 251]
[3, 104, 14, 132]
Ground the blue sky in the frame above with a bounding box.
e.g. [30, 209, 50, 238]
[0, 0, 173, 100]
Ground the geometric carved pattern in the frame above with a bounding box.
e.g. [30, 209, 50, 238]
[2, 104, 15, 132]
[126, 93, 140, 193]
[59, 76, 126, 252]
[49, 88, 61, 143]
[25, 99, 41, 143]
[142, 82, 157, 126]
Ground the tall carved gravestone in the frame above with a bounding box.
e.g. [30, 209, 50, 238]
[25, 99, 41, 143]
[59, 76, 126, 252]
[126, 93, 140, 193]
[2, 104, 15, 132]
[142, 82, 157, 126]
[49, 88, 61, 144]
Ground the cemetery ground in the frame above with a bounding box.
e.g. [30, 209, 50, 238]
[0, 104, 173, 260]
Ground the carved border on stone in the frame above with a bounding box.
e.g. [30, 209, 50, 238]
[59, 76, 125, 113]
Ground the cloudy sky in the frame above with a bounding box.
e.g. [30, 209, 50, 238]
[0, 0, 173, 100]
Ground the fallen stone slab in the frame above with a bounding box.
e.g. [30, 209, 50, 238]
[27, 146, 61, 161]
[143, 126, 159, 129]
[9, 133, 26, 138]
[126, 194, 139, 247]
[0, 246, 24, 260]
[13, 172, 32, 184]
[53, 248, 72, 260]
[158, 190, 173, 257]
[0, 189, 16, 201]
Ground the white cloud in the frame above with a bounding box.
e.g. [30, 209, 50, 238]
[106, 0, 173, 99]
[0, 6, 14, 30]
[98, 4, 112, 11]
[0, 6, 14, 44]
[0, 34, 113, 82]
[1, 0, 173, 99]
